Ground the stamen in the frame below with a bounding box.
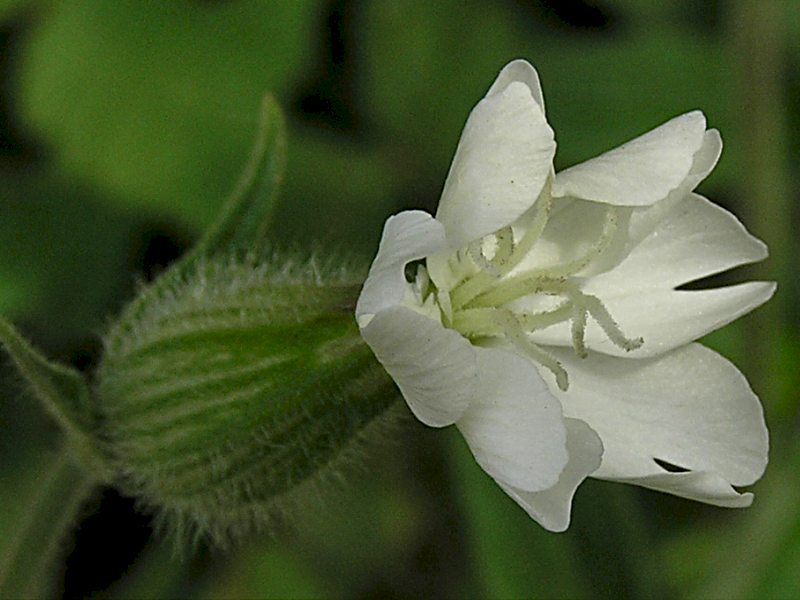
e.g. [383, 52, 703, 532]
[466, 273, 564, 309]
[582, 294, 644, 352]
[570, 302, 589, 358]
[451, 307, 504, 338]
[494, 309, 569, 391]
[499, 191, 552, 275]
[449, 192, 553, 309]
[516, 302, 573, 330]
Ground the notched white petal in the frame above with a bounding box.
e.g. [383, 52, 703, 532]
[545, 282, 776, 358]
[497, 418, 603, 532]
[591, 193, 768, 293]
[528, 191, 775, 356]
[436, 79, 556, 248]
[356, 210, 447, 325]
[456, 347, 568, 492]
[552, 111, 707, 206]
[614, 470, 753, 508]
[361, 306, 476, 427]
[551, 344, 768, 498]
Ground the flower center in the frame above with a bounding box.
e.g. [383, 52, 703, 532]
[417, 193, 643, 391]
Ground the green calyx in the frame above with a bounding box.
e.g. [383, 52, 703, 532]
[97, 254, 398, 543]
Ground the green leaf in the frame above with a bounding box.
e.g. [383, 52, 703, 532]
[0, 171, 145, 331]
[189, 94, 287, 260]
[0, 0, 31, 21]
[0, 317, 94, 446]
[275, 129, 401, 253]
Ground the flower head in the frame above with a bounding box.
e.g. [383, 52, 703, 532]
[356, 59, 773, 531]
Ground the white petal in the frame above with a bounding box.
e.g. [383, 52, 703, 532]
[595, 193, 768, 291]
[485, 58, 546, 113]
[496, 418, 603, 532]
[552, 111, 707, 206]
[360, 306, 476, 427]
[435, 80, 555, 248]
[525, 193, 767, 295]
[597, 130, 722, 270]
[614, 471, 753, 508]
[456, 346, 567, 492]
[550, 344, 768, 503]
[356, 210, 446, 325]
[519, 132, 722, 278]
[533, 283, 775, 358]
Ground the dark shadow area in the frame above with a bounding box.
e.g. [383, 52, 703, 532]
[62, 489, 154, 599]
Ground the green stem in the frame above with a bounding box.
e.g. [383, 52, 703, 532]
[731, 0, 790, 417]
[0, 451, 98, 599]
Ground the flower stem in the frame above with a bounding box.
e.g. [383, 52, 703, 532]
[0, 451, 98, 599]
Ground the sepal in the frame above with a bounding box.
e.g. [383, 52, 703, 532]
[97, 254, 398, 544]
[0, 317, 108, 473]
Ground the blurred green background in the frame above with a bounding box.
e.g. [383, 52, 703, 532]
[0, 0, 797, 598]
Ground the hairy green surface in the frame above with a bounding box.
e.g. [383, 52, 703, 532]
[98, 255, 398, 544]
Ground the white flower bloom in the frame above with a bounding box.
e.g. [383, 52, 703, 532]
[355, 59, 773, 531]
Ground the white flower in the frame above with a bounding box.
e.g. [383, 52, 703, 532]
[355, 59, 773, 531]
